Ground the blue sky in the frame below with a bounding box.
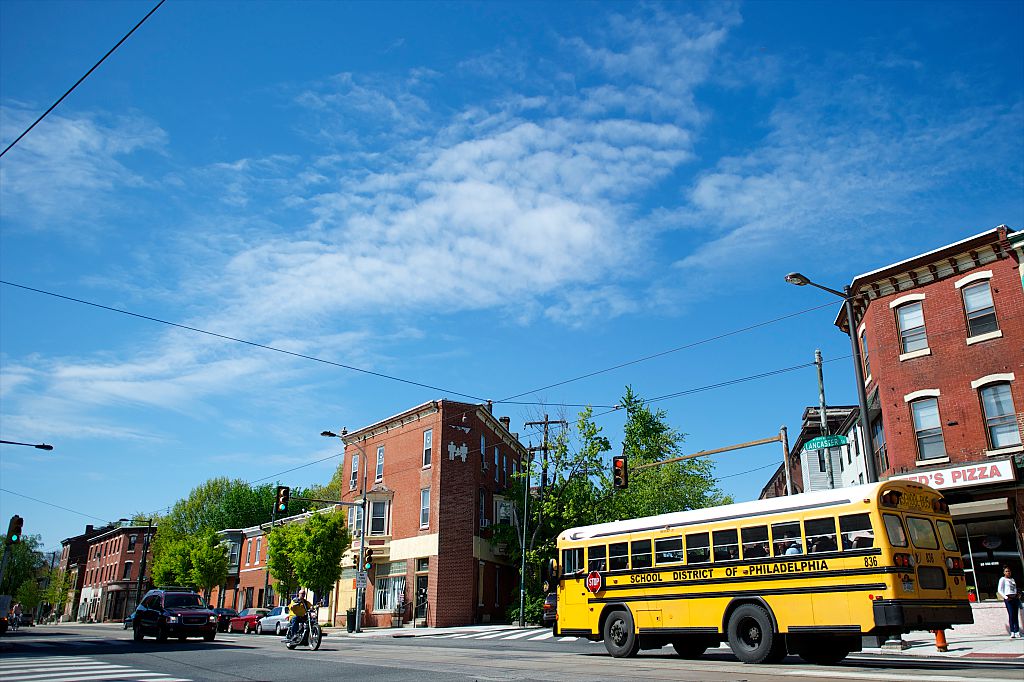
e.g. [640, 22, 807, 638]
[1, 1, 1021, 551]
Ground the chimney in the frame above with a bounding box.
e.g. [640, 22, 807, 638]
[486, 400, 493, 414]
[86, 525, 94, 533]
[499, 416, 511, 431]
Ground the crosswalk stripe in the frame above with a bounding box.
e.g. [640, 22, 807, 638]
[528, 630, 555, 640]
[6, 664, 126, 674]
[425, 633, 462, 638]
[451, 631, 490, 638]
[3, 656, 192, 682]
[9, 672, 180, 682]
[501, 629, 544, 640]
[475, 630, 521, 639]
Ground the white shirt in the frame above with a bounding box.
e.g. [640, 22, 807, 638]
[998, 575, 1018, 600]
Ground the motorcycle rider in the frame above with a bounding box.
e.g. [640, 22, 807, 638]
[283, 592, 312, 643]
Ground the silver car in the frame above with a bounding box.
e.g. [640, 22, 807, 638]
[255, 606, 291, 635]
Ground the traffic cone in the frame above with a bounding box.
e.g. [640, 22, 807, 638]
[933, 629, 948, 652]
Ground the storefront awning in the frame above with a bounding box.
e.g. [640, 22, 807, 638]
[949, 498, 1009, 520]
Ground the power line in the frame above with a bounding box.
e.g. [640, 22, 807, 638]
[0, 0, 167, 159]
[718, 461, 782, 480]
[496, 300, 839, 403]
[0, 280, 485, 401]
[0, 487, 114, 523]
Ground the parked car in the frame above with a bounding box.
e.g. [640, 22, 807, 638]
[542, 593, 557, 627]
[255, 606, 290, 635]
[228, 608, 269, 634]
[132, 588, 217, 642]
[212, 608, 238, 632]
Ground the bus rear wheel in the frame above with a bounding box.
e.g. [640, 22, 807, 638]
[671, 637, 709, 659]
[602, 609, 639, 658]
[727, 604, 785, 664]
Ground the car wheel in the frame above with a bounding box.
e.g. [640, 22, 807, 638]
[274, 622, 282, 635]
[203, 631, 216, 642]
[256, 621, 263, 635]
[727, 604, 784, 664]
[243, 622, 251, 634]
[602, 609, 639, 658]
[133, 624, 145, 642]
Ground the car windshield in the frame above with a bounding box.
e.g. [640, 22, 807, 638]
[165, 594, 206, 609]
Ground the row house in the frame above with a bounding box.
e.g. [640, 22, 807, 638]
[57, 524, 106, 621]
[329, 399, 527, 628]
[76, 523, 154, 622]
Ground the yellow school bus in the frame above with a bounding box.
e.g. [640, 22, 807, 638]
[553, 480, 972, 664]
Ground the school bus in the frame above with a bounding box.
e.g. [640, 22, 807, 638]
[553, 480, 972, 664]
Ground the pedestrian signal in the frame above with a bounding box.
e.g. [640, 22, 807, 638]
[612, 456, 628, 489]
[275, 486, 290, 513]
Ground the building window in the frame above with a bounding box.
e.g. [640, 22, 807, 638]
[348, 506, 363, 538]
[502, 452, 507, 485]
[896, 302, 928, 353]
[123, 562, 133, 580]
[128, 535, 137, 552]
[980, 383, 1021, 449]
[374, 561, 407, 613]
[229, 542, 239, 565]
[911, 398, 946, 460]
[375, 446, 385, 482]
[420, 489, 430, 528]
[481, 435, 487, 470]
[246, 540, 252, 565]
[422, 429, 432, 468]
[860, 330, 871, 377]
[817, 449, 827, 473]
[479, 488, 488, 527]
[370, 500, 388, 535]
[350, 454, 359, 490]
[255, 537, 262, 564]
[494, 447, 499, 481]
[962, 281, 998, 337]
[871, 416, 888, 472]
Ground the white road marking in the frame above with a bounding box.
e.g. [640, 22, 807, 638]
[501, 629, 545, 640]
[528, 630, 555, 640]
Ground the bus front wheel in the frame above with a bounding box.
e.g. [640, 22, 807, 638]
[602, 609, 639, 658]
[727, 604, 785, 664]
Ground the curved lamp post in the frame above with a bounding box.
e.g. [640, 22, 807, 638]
[785, 272, 878, 483]
[0, 440, 53, 450]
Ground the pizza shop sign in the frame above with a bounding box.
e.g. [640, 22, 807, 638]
[890, 459, 1016, 491]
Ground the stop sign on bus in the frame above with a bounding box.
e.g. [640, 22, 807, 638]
[586, 571, 602, 593]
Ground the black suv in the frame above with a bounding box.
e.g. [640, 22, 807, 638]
[132, 589, 217, 642]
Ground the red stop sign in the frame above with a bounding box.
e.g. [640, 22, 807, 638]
[586, 571, 602, 593]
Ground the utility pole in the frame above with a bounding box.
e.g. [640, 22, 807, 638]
[135, 519, 153, 609]
[518, 447, 531, 628]
[524, 415, 567, 500]
[262, 482, 278, 608]
[815, 349, 836, 489]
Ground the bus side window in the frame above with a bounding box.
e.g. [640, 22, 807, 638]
[561, 548, 583, 575]
[655, 536, 684, 565]
[883, 514, 908, 548]
[839, 513, 874, 549]
[741, 525, 769, 559]
[805, 517, 837, 553]
[771, 521, 803, 556]
[588, 545, 607, 572]
[686, 532, 710, 564]
[631, 539, 652, 569]
[609, 542, 629, 570]
[712, 529, 739, 561]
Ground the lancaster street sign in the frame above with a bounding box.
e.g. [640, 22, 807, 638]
[802, 435, 848, 451]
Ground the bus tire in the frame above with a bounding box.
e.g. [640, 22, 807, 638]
[727, 604, 784, 664]
[602, 609, 639, 658]
[671, 637, 708, 659]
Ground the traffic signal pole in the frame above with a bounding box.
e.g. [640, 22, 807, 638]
[262, 483, 280, 608]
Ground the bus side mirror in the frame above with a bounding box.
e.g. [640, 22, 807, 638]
[545, 558, 558, 580]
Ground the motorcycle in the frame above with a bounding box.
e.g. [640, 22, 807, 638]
[284, 606, 322, 651]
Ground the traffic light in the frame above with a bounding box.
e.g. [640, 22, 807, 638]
[612, 456, 628, 489]
[275, 486, 290, 513]
[363, 548, 374, 571]
[6, 515, 23, 545]
[352, 553, 360, 569]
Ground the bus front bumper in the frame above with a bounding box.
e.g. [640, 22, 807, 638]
[871, 599, 974, 632]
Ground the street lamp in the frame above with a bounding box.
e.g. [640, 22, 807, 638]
[0, 440, 53, 450]
[322, 429, 368, 632]
[785, 272, 878, 483]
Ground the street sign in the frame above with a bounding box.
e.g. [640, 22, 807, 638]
[356, 572, 368, 589]
[586, 571, 602, 594]
[802, 435, 848, 451]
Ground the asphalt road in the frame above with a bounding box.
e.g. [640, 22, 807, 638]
[2, 623, 1022, 682]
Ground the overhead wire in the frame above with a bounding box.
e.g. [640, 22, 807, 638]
[0, 0, 167, 159]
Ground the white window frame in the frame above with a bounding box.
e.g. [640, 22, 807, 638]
[494, 446, 499, 481]
[422, 429, 432, 468]
[961, 280, 999, 339]
[376, 445, 385, 482]
[420, 488, 430, 529]
[350, 454, 359, 490]
[481, 435, 487, 470]
[910, 397, 947, 462]
[894, 301, 929, 356]
[255, 537, 262, 564]
[978, 382, 1022, 451]
[122, 561, 133, 580]
[370, 500, 389, 536]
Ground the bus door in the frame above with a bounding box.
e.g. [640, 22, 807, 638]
[558, 546, 587, 630]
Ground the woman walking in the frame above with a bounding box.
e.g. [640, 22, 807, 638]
[997, 565, 1022, 638]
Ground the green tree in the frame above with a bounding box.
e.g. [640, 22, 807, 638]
[41, 567, 72, 615]
[290, 510, 349, 599]
[189, 530, 230, 601]
[0, 534, 44, 595]
[150, 536, 193, 588]
[16, 579, 42, 611]
[266, 522, 301, 599]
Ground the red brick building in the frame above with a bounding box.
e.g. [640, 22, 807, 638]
[331, 400, 526, 628]
[57, 524, 105, 621]
[835, 225, 1023, 600]
[76, 523, 154, 622]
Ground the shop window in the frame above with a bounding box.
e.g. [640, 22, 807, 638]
[373, 561, 407, 613]
[980, 383, 1021, 449]
[896, 302, 928, 353]
[741, 526, 769, 558]
[911, 398, 946, 460]
[962, 281, 998, 337]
